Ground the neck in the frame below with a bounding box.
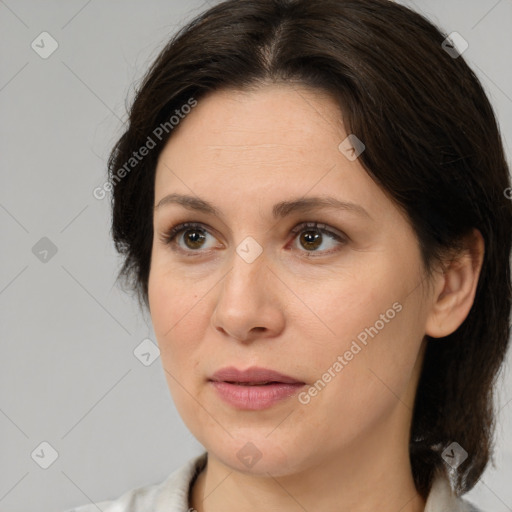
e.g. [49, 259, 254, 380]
[190, 413, 425, 512]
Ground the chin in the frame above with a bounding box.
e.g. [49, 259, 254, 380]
[208, 437, 301, 476]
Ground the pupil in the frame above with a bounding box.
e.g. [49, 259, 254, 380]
[185, 230, 205, 249]
[301, 230, 321, 250]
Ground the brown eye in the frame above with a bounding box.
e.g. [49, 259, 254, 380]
[299, 230, 323, 251]
[290, 222, 346, 255]
[162, 222, 220, 254]
[182, 228, 207, 249]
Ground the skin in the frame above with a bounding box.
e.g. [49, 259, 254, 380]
[148, 83, 484, 512]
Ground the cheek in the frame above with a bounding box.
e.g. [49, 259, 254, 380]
[297, 264, 397, 351]
[148, 269, 199, 383]
[148, 269, 208, 412]
[302, 261, 424, 401]
[148, 258, 205, 338]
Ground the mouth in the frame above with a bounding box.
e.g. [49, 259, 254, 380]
[207, 366, 306, 410]
[223, 381, 283, 386]
[209, 365, 305, 385]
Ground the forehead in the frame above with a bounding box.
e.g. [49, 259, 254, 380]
[153, 84, 400, 227]
[157, 83, 344, 166]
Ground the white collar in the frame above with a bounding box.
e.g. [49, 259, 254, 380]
[93, 451, 480, 511]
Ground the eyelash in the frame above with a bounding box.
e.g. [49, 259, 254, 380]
[159, 221, 347, 258]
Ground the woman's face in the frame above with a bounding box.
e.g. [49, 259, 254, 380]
[148, 84, 433, 475]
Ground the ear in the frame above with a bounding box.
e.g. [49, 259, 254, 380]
[425, 228, 485, 338]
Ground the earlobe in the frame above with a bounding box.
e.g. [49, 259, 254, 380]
[425, 228, 485, 339]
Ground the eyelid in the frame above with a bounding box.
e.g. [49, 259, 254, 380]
[289, 221, 346, 240]
[158, 222, 221, 252]
[159, 220, 347, 255]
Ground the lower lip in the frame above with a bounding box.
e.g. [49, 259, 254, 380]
[209, 381, 305, 410]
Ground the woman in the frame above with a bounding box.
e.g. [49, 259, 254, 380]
[67, 0, 511, 510]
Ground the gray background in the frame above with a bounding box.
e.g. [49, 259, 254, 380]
[0, 1, 511, 511]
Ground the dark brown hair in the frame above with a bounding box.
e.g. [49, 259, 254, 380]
[107, 0, 512, 499]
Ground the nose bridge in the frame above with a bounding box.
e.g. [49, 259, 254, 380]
[211, 241, 283, 340]
[221, 242, 268, 305]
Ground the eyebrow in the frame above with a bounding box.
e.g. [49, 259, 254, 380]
[154, 193, 371, 220]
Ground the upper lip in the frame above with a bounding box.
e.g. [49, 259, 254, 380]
[209, 366, 305, 384]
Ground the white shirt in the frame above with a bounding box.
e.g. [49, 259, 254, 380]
[65, 451, 483, 512]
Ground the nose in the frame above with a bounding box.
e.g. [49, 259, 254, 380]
[210, 249, 286, 343]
